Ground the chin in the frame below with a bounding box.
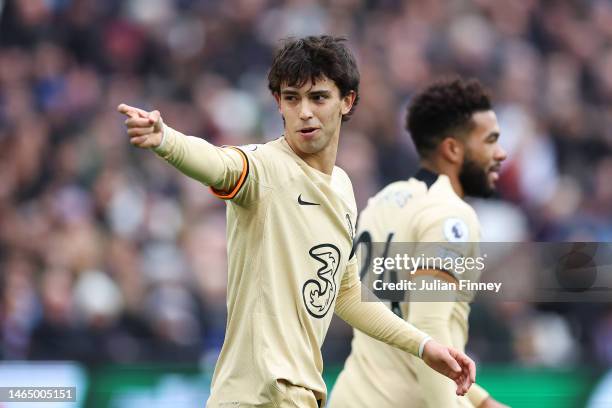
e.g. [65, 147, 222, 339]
[484, 185, 497, 198]
[300, 139, 326, 153]
[288, 141, 314, 156]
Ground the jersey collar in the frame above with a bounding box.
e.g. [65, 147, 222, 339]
[413, 168, 439, 189]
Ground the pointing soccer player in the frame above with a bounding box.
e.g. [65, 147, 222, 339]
[329, 78, 509, 408]
[118, 36, 475, 408]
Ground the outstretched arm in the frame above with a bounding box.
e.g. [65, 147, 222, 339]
[117, 104, 245, 194]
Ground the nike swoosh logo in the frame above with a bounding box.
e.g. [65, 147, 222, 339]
[298, 194, 320, 206]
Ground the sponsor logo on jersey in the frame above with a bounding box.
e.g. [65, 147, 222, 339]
[302, 244, 340, 318]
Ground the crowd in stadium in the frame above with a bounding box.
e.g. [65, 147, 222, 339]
[1, 0, 611, 369]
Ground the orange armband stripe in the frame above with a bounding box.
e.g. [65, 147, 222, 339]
[210, 147, 249, 200]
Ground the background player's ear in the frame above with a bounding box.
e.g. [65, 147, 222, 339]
[440, 137, 463, 165]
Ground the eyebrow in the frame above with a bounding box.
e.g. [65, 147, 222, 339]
[280, 89, 300, 96]
[280, 89, 333, 96]
[308, 90, 332, 96]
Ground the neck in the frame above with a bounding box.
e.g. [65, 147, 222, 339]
[420, 159, 464, 198]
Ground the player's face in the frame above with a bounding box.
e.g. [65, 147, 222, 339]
[459, 110, 507, 197]
[276, 76, 354, 157]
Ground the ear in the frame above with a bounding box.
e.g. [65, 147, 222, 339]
[340, 90, 356, 116]
[439, 137, 464, 165]
[273, 93, 282, 113]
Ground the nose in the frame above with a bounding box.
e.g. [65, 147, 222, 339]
[495, 145, 507, 162]
[299, 100, 314, 121]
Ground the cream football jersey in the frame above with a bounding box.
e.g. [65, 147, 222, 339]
[207, 137, 359, 407]
[156, 127, 356, 406]
[328, 168, 490, 408]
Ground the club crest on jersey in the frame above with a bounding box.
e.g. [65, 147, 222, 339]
[302, 244, 341, 318]
[444, 218, 468, 242]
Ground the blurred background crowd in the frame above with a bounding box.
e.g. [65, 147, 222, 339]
[1, 0, 612, 377]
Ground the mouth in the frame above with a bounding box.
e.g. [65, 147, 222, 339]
[299, 127, 320, 138]
[488, 164, 501, 182]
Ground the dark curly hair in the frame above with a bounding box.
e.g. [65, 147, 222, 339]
[268, 35, 360, 122]
[407, 77, 492, 158]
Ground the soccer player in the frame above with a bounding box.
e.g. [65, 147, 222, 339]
[117, 36, 475, 408]
[328, 78, 509, 408]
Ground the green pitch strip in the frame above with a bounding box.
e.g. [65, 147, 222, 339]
[475, 366, 596, 408]
[325, 365, 597, 408]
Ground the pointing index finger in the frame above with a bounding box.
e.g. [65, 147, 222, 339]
[117, 103, 135, 117]
[117, 103, 149, 119]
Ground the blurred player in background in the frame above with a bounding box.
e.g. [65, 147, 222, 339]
[329, 78, 509, 407]
[117, 36, 475, 408]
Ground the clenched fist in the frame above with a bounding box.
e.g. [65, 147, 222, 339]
[117, 103, 164, 148]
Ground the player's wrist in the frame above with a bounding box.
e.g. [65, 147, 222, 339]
[152, 123, 167, 151]
[418, 336, 432, 359]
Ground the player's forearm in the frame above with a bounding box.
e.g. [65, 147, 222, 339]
[153, 124, 243, 190]
[334, 283, 428, 357]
